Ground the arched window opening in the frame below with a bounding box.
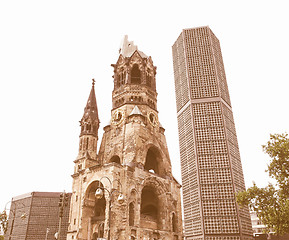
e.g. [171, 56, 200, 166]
[120, 72, 125, 85]
[141, 186, 159, 227]
[84, 181, 105, 220]
[131, 64, 141, 84]
[86, 181, 106, 217]
[87, 124, 91, 131]
[144, 148, 159, 175]
[86, 181, 103, 198]
[86, 137, 89, 150]
[129, 202, 135, 226]
[110, 155, 121, 164]
[172, 213, 177, 232]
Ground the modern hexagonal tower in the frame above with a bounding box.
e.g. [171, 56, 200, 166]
[172, 26, 253, 240]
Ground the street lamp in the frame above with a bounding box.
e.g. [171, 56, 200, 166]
[55, 191, 69, 240]
[94, 176, 125, 240]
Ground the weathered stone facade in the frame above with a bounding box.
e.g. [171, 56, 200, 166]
[67, 36, 183, 240]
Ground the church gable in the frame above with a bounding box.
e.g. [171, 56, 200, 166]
[114, 54, 126, 68]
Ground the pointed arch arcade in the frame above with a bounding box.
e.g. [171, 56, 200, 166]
[84, 181, 106, 219]
[139, 177, 167, 231]
[140, 185, 159, 229]
[144, 146, 166, 177]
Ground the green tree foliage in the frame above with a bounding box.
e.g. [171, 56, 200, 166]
[264, 133, 289, 196]
[0, 210, 8, 234]
[236, 133, 289, 236]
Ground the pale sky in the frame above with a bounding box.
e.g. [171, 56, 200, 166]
[1, 0, 288, 211]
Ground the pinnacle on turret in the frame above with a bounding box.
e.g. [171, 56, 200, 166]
[82, 79, 99, 122]
[80, 79, 100, 137]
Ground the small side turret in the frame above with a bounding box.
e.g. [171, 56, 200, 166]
[78, 79, 100, 162]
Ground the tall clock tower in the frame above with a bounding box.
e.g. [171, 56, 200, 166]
[67, 36, 183, 240]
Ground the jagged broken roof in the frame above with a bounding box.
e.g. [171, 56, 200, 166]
[119, 35, 147, 58]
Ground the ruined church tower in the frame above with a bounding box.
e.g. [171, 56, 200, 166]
[67, 37, 183, 240]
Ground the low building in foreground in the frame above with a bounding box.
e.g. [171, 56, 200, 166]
[250, 211, 289, 240]
[250, 211, 266, 236]
[4, 192, 71, 240]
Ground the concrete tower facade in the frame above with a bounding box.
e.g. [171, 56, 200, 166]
[67, 36, 183, 240]
[4, 192, 71, 240]
[172, 27, 252, 240]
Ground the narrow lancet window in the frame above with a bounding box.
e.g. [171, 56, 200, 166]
[131, 64, 141, 84]
[129, 202, 135, 226]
